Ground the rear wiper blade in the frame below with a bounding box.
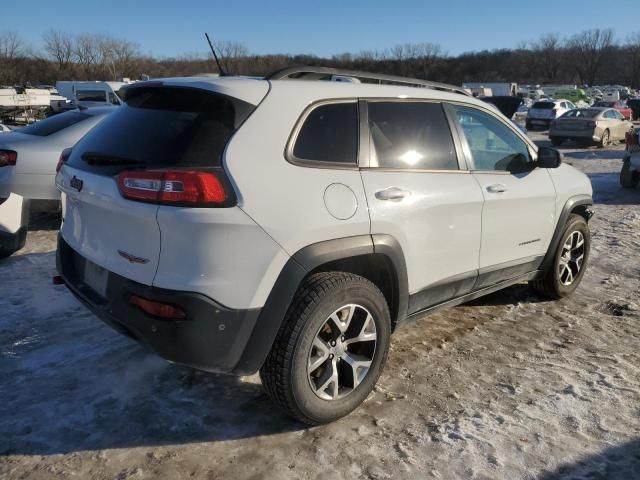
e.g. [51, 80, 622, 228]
[81, 152, 145, 166]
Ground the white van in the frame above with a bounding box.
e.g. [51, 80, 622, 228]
[54, 81, 129, 109]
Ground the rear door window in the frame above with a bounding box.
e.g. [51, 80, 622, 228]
[18, 111, 91, 137]
[67, 87, 255, 175]
[291, 102, 358, 165]
[367, 101, 458, 170]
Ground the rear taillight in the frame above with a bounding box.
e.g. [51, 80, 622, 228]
[56, 148, 72, 173]
[626, 130, 639, 146]
[587, 121, 596, 128]
[130, 295, 186, 319]
[0, 149, 17, 167]
[117, 170, 235, 207]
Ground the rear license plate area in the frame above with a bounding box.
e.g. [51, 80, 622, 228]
[83, 259, 108, 298]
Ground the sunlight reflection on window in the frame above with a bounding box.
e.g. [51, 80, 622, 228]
[398, 149, 424, 166]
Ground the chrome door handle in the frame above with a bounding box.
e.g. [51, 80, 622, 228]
[375, 187, 411, 201]
[486, 184, 508, 193]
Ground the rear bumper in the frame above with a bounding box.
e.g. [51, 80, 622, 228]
[527, 118, 552, 127]
[56, 235, 264, 375]
[549, 129, 598, 142]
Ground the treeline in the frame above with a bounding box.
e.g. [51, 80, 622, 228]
[2, 28, 640, 88]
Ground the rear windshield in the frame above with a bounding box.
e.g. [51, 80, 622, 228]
[19, 111, 90, 137]
[594, 101, 614, 107]
[67, 87, 255, 175]
[561, 109, 599, 118]
[532, 102, 555, 109]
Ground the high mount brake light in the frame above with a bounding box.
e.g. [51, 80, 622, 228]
[56, 148, 72, 173]
[0, 150, 17, 167]
[117, 170, 234, 207]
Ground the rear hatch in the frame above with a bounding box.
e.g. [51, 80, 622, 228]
[528, 101, 556, 119]
[57, 81, 266, 288]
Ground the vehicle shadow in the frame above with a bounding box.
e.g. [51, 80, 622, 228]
[28, 208, 60, 231]
[537, 438, 640, 479]
[463, 283, 547, 307]
[0, 250, 304, 457]
[588, 171, 640, 205]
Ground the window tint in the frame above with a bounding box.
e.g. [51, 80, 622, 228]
[451, 105, 531, 172]
[532, 102, 555, 109]
[604, 110, 616, 119]
[67, 87, 255, 176]
[367, 102, 457, 170]
[18, 111, 91, 137]
[292, 102, 358, 164]
[76, 90, 107, 102]
[108, 92, 120, 105]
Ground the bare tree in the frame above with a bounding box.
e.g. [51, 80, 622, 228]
[567, 29, 614, 86]
[0, 31, 24, 60]
[43, 30, 73, 73]
[213, 40, 249, 74]
[74, 34, 101, 78]
[626, 32, 640, 89]
[532, 33, 564, 82]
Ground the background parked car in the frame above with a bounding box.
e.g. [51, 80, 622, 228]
[526, 99, 576, 130]
[621, 128, 640, 188]
[0, 107, 112, 258]
[0, 107, 112, 202]
[593, 100, 633, 120]
[626, 98, 640, 121]
[549, 107, 633, 147]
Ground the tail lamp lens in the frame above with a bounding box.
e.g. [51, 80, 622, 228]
[117, 170, 232, 207]
[56, 148, 72, 173]
[130, 295, 186, 319]
[0, 150, 17, 167]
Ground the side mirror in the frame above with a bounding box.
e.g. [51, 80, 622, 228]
[537, 146, 562, 169]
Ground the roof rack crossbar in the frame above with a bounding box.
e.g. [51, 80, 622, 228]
[266, 66, 470, 96]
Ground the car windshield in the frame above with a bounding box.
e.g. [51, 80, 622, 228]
[18, 111, 91, 137]
[532, 102, 555, 109]
[561, 109, 600, 119]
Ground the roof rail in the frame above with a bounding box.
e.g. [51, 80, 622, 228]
[266, 66, 470, 96]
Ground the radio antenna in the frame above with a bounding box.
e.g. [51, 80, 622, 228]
[205, 32, 226, 76]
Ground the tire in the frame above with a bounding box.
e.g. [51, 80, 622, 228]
[620, 161, 640, 189]
[598, 129, 610, 148]
[530, 214, 590, 299]
[550, 137, 563, 147]
[260, 272, 391, 425]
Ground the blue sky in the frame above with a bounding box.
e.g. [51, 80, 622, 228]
[3, 0, 639, 58]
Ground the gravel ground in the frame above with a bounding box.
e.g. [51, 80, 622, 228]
[1, 131, 639, 480]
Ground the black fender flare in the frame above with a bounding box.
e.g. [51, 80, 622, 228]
[540, 194, 593, 273]
[232, 234, 409, 375]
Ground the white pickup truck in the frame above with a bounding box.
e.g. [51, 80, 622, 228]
[622, 129, 640, 188]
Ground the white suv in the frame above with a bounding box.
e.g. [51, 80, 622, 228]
[526, 99, 576, 130]
[55, 68, 593, 424]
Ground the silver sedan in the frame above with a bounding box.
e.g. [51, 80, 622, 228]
[548, 107, 634, 148]
[0, 107, 113, 200]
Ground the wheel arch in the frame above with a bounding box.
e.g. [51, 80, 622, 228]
[540, 194, 593, 273]
[233, 235, 409, 375]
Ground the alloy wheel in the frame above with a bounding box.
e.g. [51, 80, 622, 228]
[558, 230, 585, 286]
[307, 304, 377, 401]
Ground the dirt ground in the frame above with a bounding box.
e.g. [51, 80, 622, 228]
[1, 131, 639, 480]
